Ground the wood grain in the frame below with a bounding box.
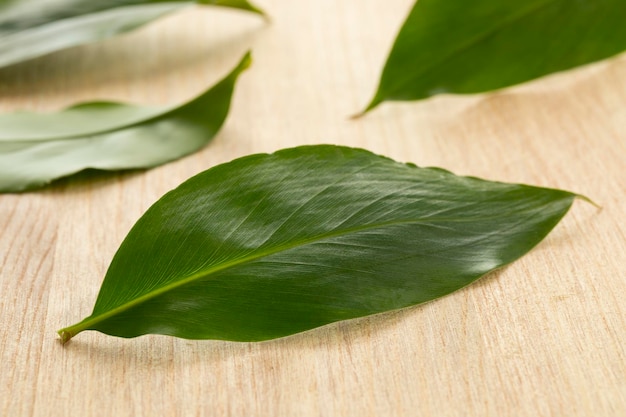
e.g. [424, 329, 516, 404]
[1, 1, 625, 416]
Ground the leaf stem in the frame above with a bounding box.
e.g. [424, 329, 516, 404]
[57, 328, 77, 345]
[58, 317, 98, 344]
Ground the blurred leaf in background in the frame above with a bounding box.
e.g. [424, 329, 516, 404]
[0, 52, 251, 192]
[0, 0, 263, 68]
[362, 0, 626, 113]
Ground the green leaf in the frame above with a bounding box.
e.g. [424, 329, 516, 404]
[58, 145, 583, 344]
[363, 0, 626, 113]
[0, 52, 251, 192]
[0, 0, 264, 68]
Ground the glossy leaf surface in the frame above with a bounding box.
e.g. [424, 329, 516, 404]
[59, 145, 580, 343]
[0, 52, 250, 192]
[0, 0, 263, 68]
[364, 0, 626, 112]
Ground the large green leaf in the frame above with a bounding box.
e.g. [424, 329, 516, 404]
[0, 0, 263, 68]
[58, 145, 583, 344]
[363, 0, 626, 113]
[0, 52, 250, 192]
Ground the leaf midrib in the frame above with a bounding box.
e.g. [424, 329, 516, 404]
[79, 212, 516, 331]
[0, 107, 173, 143]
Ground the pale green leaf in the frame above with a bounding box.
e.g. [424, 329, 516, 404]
[0, 52, 251, 192]
[0, 0, 264, 68]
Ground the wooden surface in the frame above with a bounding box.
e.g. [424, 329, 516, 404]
[1, 1, 625, 415]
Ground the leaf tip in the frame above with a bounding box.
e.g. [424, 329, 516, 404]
[240, 51, 253, 72]
[352, 96, 382, 119]
[349, 111, 366, 120]
[576, 194, 602, 210]
[206, 0, 267, 17]
[251, 5, 272, 23]
[246, 1, 268, 18]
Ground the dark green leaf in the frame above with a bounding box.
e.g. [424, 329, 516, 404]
[0, 52, 250, 192]
[363, 0, 626, 113]
[58, 145, 583, 344]
[0, 0, 264, 68]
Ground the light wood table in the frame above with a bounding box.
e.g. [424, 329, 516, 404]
[1, 1, 625, 415]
